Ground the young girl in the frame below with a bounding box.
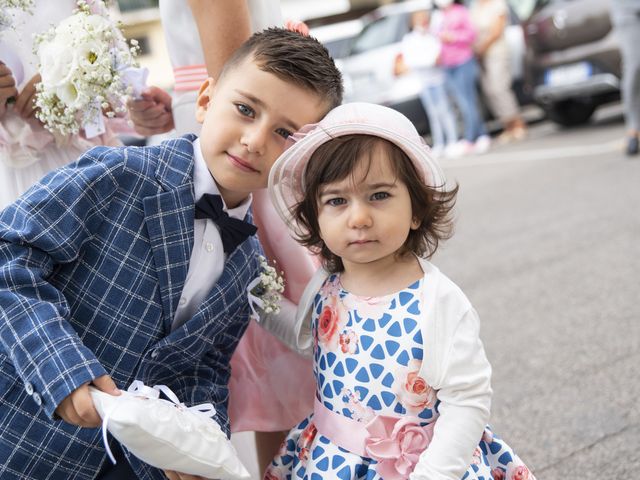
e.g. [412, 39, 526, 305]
[261, 103, 535, 480]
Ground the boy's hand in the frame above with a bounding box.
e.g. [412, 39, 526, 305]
[14, 73, 41, 120]
[0, 62, 18, 118]
[127, 86, 175, 136]
[164, 470, 210, 480]
[54, 375, 120, 428]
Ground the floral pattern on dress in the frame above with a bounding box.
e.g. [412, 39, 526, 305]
[265, 275, 536, 480]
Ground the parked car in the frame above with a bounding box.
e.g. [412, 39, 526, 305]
[310, 19, 364, 59]
[522, 0, 621, 126]
[334, 0, 528, 134]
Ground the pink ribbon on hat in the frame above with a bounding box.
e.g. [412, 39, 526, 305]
[283, 122, 320, 150]
[313, 398, 434, 480]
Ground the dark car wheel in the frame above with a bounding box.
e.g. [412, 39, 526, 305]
[544, 99, 596, 127]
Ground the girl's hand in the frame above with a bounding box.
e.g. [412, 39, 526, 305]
[54, 375, 120, 428]
[0, 62, 18, 118]
[164, 470, 211, 480]
[15, 73, 41, 120]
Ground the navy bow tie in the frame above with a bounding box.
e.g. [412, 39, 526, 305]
[194, 194, 257, 254]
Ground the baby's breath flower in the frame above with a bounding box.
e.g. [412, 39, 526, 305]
[0, 0, 34, 32]
[250, 256, 285, 316]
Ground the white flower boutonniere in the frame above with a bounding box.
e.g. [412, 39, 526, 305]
[248, 255, 285, 320]
[33, 0, 147, 138]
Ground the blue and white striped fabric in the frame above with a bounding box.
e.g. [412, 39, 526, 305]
[0, 135, 263, 479]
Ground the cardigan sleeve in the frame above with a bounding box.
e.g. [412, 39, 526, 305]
[257, 266, 328, 358]
[410, 280, 492, 479]
[0, 146, 123, 418]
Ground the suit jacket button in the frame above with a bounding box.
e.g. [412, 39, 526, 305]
[25, 382, 34, 395]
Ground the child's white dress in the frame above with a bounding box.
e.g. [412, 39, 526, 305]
[265, 274, 535, 480]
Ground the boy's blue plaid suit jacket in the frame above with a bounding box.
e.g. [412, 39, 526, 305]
[0, 135, 263, 479]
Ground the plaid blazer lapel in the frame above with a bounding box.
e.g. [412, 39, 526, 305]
[143, 135, 197, 331]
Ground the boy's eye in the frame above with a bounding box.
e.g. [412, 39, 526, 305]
[326, 197, 346, 207]
[275, 127, 292, 139]
[371, 191, 390, 201]
[236, 103, 255, 118]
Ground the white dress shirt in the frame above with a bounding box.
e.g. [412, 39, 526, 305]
[172, 139, 252, 330]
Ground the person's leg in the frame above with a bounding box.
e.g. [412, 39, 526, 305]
[458, 57, 487, 141]
[420, 85, 445, 152]
[431, 83, 459, 146]
[480, 53, 525, 142]
[617, 21, 640, 154]
[446, 64, 474, 143]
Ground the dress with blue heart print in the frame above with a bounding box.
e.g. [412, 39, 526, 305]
[264, 275, 536, 480]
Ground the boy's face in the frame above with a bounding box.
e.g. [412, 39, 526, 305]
[196, 56, 330, 208]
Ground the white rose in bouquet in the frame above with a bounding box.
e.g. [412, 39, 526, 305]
[34, 0, 146, 138]
[39, 41, 78, 90]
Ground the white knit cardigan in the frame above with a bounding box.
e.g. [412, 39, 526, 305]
[261, 257, 492, 479]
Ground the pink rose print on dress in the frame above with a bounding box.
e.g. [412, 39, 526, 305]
[341, 292, 391, 321]
[319, 276, 341, 300]
[393, 359, 437, 414]
[507, 463, 535, 480]
[263, 465, 284, 480]
[491, 468, 506, 480]
[297, 422, 318, 463]
[471, 446, 483, 465]
[317, 298, 347, 351]
[339, 330, 359, 354]
[341, 388, 375, 423]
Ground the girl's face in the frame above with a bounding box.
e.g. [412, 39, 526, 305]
[316, 145, 420, 273]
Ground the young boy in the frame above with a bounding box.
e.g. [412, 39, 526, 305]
[0, 28, 342, 480]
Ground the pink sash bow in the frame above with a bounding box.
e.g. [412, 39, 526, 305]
[313, 398, 434, 480]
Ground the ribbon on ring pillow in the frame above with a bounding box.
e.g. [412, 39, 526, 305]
[100, 380, 217, 465]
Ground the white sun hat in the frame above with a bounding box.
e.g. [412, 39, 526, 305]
[268, 102, 446, 233]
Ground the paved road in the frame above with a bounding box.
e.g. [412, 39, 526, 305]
[434, 105, 640, 479]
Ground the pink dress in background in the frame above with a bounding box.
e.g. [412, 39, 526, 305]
[228, 190, 315, 432]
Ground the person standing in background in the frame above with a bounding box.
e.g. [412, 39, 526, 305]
[128, 1, 318, 476]
[470, 0, 527, 144]
[435, 0, 491, 155]
[0, 0, 122, 210]
[609, 0, 640, 156]
[401, 9, 461, 158]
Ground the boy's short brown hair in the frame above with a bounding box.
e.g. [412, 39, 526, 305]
[292, 135, 458, 273]
[220, 27, 343, 112]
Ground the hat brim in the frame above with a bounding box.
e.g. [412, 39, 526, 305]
[268, 119, 446, 236]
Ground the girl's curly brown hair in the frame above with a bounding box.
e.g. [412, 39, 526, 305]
[292, 134, 459, 273]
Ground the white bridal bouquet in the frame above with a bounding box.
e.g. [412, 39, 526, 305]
[33, 0, 146, 138]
